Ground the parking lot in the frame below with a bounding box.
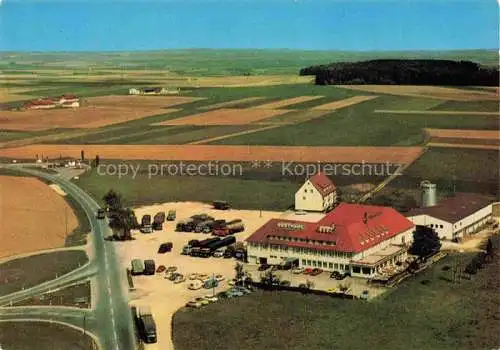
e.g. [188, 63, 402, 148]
[116, 201, 288, 350]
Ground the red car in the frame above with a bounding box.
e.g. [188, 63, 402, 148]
[310, 268, 323, 276]
[302, 268, 314, 275]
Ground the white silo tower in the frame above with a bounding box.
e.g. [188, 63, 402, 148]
[420, 180, 437, 208]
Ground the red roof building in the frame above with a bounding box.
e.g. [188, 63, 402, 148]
[25, 99, 56, 109]
[246, 203, 415, 278]
[295, 172, 338, 212]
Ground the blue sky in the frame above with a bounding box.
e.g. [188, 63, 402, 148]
[0, 0, 498, 52]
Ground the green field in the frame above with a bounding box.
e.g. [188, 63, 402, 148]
[172, 251, 500, 350]
[2, 49, 497, 75]
[12, 281, 91, 308]
[0, 250, 88, 296]
[393, 147, 499, 197]
[0, 321, 97, 350]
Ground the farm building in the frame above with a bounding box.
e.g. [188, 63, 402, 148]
[295, 172, 337, 212]
[61, 101, 80, 108]
[246, 202, 415, 278]
[25, 99, 57, 109]
[129, 87, 180, 95]
[405, 193, 495, 241]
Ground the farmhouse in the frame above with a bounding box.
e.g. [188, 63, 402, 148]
[405, 193, 494, 241]
[295, 172, 337, 212]
[129, 87, 180, 95]
[25, 99, 57, 109]
[246, 203, 414, 278]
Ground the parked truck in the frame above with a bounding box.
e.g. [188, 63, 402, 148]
[137, 306, 157, 344]
[198, 236, 237, 257]
[188, 237, 222, 257]
[152, 212, 165, 231]
[195, 219, 214, 233]
[166, 209, 176, 221]
[131, 259, 145, 275]
[213, 200, 230, 210]
[140, 214, 153, 233]
[97, 208, 106, 220]
[143, 259, 156, 275]
[176, 217, 196, 232]
[213, 219, 244, 237]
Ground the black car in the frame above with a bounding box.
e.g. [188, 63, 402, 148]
[158, 242, 173, 254]
[223, 248, 234, 259]
[330, 271, 347, 280]
[279, 280, 291, 287]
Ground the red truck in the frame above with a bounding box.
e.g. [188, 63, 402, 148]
[213, 219, 244, 237]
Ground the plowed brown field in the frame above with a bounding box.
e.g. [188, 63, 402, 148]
[155, 108, 289, 126]
[428, 143, 500, 150]
[311, 95, 378, 110]
[0, 144, 424, 164]
[339, 85, 499, 101]
[86, 95, 204, 108]
[0, 176, 78, 258]
[253, 96, 324, 109]
[0, 107, 179, 131]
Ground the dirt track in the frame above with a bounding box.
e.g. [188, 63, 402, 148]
[311, 95, 377, 110]
[0, 175, 78, 259]
[0, 144, 424, 164]
[428, 143, 500, 150]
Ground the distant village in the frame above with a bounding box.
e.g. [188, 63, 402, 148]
[24, 94, 80, 110]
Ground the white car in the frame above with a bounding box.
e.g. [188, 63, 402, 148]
[194, 297, 210, 306]
[186, 300, 202, 308]
[214, 274, 225, 282]
[188, 273, 199, 280]
[197, 274, 209, 281]
[203, 295, 218, 303]
[292, 267, 304, 274]
[188, 280, 203, 290]
[213, 250, 224, 258]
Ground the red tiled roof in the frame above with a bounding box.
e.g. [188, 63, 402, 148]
[61, 94, 78, 99]
[27, 99, 56, 106]
[246, 202, 414, 253]
[308, 172, 336, 196]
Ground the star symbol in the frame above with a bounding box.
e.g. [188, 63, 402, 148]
[264, 161, 273, 168]
[251, 160, 261, 168]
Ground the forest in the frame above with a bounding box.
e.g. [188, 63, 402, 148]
[299, 59, 499, 86]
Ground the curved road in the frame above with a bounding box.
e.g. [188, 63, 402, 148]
[0, 165, 136, 350]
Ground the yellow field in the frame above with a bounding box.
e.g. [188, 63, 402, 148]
[253, 96, 323, 109]
[311, 95, 378, 110]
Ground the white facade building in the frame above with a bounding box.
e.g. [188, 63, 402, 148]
[405, 193, 494, 240]
[246, 203, 415, 278]
[295, 173, 337, 212]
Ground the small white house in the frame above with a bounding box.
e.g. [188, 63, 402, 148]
[295, 172, 337, 212]
[62, 101, 80, 108]
[129, 88, 141, 95]
[405, 193, 494, 240]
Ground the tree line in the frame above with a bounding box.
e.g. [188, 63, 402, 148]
[299, 59, 499, 86]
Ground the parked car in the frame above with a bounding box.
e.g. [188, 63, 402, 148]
[214, 274, 225, 282]
[174, 275, 186, 284]
[158, 242, 173, 254]
[291, 267, 304, 274]
[203, 295, 218, 303]
[279, 280, 291, 287]
[186, 300, 202, 308]
[195, 297, 210, 305]
[197, 274, 209, 281]
[360, 290, 369, 300]
[166, 266, 177, 273]
[310, 268, 323, 276]
[258, 264, 270, 271]
[188, 273, 199, 280]
[330, 271, 346, 280]
[156, 265, 166, 273]
[227, 289, 244, 297]
[302, 268, 314, 275]
[213, 249, 224, 258]
[217, 291, 229, 299]
[168, 273, 181, 281]
[166, 210, 176, 221]
[235, 286, 252, 294]
[188, 280, 203, 290]
[327, 288, 337, 294]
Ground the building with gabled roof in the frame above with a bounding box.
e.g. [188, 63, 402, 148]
[405, 192, 495, 241]
[246, 202, 415, 278]
[295, 172, 337, 212]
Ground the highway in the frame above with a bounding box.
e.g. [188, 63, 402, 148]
[0, 165, 136, 350]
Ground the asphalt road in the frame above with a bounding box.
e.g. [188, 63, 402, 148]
[0, 165, 136, 350]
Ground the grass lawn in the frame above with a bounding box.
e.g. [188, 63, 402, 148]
[0, 321, 97, 350]
[0, 250, 88, 296]
[172, 252, 500, 350]
[63, 194, 91, 247]
[12, 281, 91, 308]
[393, 147, 499, 197]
